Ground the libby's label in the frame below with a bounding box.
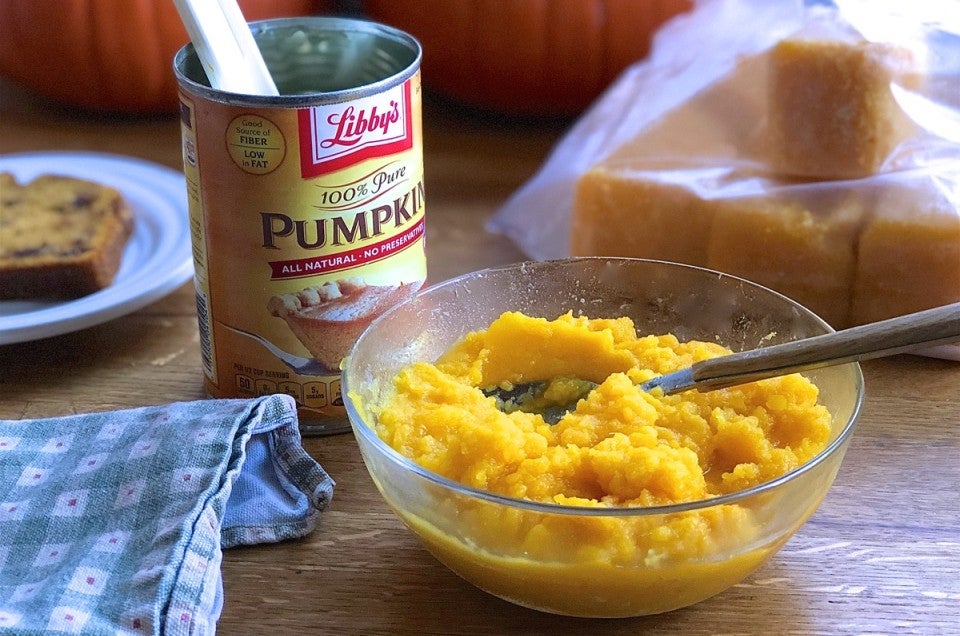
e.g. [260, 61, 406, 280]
[297, 80, 413, 177]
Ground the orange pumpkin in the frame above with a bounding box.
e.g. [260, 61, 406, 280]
[0, 0, 334, 114]
[363, 0, 692, 117]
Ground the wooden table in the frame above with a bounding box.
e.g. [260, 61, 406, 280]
[2, 78, 958, 635]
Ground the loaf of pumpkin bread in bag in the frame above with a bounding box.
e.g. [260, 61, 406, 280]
[0, 172, 134, 299]
[570, 34, 958, 330]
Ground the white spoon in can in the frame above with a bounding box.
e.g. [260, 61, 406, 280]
[174, 0, 279, 96]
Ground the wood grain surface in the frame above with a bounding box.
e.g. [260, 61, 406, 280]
[1, 77, 958, 635]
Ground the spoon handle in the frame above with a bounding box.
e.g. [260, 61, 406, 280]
[688, 301, 960, 391]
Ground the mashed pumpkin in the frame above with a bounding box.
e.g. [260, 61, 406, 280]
[368, 311, 835, 616]
[376, 311, 832, 504]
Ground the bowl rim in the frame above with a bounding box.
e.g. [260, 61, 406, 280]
[343, 257, 866, 517]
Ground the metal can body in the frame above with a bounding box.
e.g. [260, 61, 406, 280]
[174, 18, 425, 434]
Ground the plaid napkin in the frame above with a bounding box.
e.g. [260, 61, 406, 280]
[0, 394, 334, 635]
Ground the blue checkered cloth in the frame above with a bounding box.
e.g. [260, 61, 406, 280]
[0, 394, 334, 635]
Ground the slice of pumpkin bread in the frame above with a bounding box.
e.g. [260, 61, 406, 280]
[0, 172, 133, 299]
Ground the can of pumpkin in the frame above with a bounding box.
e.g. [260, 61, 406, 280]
[174, 17, 425, 435]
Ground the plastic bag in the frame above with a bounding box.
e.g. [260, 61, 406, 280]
[487, 0, 959, 359]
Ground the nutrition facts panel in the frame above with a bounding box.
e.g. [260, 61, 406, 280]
[235, 373, 343, 409]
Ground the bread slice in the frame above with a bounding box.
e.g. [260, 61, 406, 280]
[268, 277, 421, 371]
[851, 183, 960, 325]
[572, 167, 714, 266]
[0, 172, 134, 299]
[766, 39, 916, 180]
[706, 194, 866, 329]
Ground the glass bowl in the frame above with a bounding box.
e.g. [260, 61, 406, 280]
[342, 257, 864, 617]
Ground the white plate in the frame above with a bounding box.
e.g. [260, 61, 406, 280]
[0, 151, 194, 344]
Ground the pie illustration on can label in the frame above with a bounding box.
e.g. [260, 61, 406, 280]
[268, 277, 422, 371]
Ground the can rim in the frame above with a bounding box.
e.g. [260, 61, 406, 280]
[173, 16, 422, 106]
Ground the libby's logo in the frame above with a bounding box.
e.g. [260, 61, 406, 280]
[321, 102, 400, 148]
[298, 80, 414, 177]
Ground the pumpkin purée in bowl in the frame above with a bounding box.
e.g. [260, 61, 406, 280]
[343, 258, 863, 617]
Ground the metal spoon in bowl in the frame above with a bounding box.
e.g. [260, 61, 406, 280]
[486, 301, 960, 424]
